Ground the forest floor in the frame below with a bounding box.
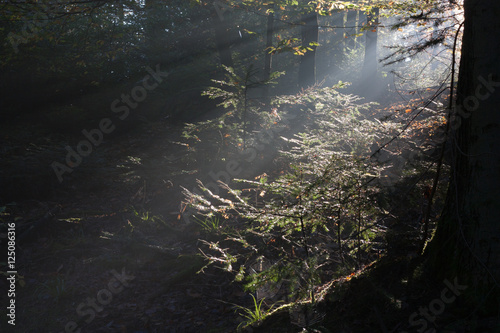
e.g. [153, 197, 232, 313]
[1, 119, 255, 332]
[0, 87, 481, 333]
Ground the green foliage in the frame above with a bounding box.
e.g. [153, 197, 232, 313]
[202, 65, 283, 110]
[129, 206, 168, 231]
[183, 85, 401, 312]
[182, 65, 284, 164]
[235, 294, 269, 330]
[268, 37, 319, 56]
[195, 215, 226, 235]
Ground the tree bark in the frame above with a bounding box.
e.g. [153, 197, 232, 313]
[298, 12, 318, 90]
[426, 0, 500, 311]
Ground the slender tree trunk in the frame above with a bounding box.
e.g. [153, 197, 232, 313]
[263, 4, 274, 103]
[212, 4, 234, 68]
[144, 0, 154, 48]
[144, 0, 159, 51]
[345, 9, 357, 51]
[330, 10, 345, 75]
[355, 10, 366, 49]
[426, 0, 500, 313]
[357, 10, 366, 49]
[298, 12, 318, 90]
[361, 8, 379, 82]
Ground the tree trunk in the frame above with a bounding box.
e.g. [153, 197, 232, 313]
[426, 0, 500, 312]
[144, 0, 159, 51]
[298, 12, 318, 90]
[357, 10, 366, 50]
[361, 8, 379, 82]
[345, 9, 357, 51]
[212, 5, 234, 68]
[329, 10, 345, 75]
[263, 4, 274, 103]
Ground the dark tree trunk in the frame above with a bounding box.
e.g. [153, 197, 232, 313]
[426, 0, 500, 315]
[263, 4, 274, 103]
[298, 12, 318, 90]
[144, 1, 160, 50]
[212, 6, 234, 68]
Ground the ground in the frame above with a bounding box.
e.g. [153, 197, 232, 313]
[0, 121, 252, 332]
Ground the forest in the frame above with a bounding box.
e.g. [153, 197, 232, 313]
[0, 0, 499, 332]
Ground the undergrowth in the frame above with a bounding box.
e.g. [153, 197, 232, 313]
[179, 66, 446, 330]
